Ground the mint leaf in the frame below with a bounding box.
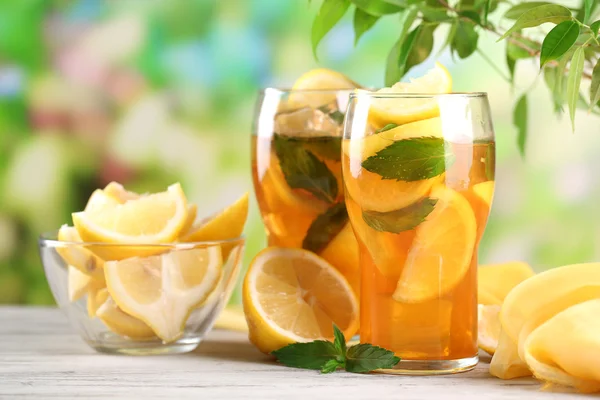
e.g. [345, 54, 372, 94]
[514, 94, 528, 158]
[302, 203, 348, 253]
[273, 134, 338, 203]
[354, 8, 380, 45]
[333, 324, 347, 355]
[567, 47, 585, 132]
[375, 123, 399, 133]
[362, 198, 438, 234]
[321, 359, 344, 373]
[272, 340, 340, 370]
[540, 21, 580, 68]
[311, 0, 351, 58]
[361, 137, 455, 181]
[345, 344, 401, 373]
[290, 134, 342, 161]
[498, 5, 573, 41]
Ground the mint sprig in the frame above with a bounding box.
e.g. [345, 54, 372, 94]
[361, 136, 455, 182]
[302, 202, 348, 253]
[271, 324, 400, 374]
[362, 197, 438, 234]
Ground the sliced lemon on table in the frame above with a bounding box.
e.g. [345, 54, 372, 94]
[478, 261, 534, 306]
[243, 247, 359, 354]
[104, 247, 222, 342]
[288, 68, 358, 109]
[524, 299, 600, 393]
[57, 225, 105, 280]
[214, 305, 248, 332]
[393, 185, 476, 303]
[369, 62, 452, 127]
[342, 117, 443, 213]
[478, 304, 501, 355]
[96, 293, 156, 340]
[489, 328, 531, 379]
[72, 183, 189, 260]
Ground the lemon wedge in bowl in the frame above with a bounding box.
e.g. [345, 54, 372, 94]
[369, 62, 452, 127]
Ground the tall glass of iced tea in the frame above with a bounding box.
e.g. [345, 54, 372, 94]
[342, 92, 495, 374]
[252, 89, 360, 296]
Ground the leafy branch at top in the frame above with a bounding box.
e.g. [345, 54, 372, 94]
[310, 0, 600, 156]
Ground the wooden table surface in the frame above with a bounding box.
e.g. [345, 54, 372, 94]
[0, 306, 593, 399]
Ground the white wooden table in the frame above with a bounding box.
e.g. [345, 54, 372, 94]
[0, 307, 593, 399]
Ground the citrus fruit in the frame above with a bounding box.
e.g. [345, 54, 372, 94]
[182, 192, 248, 242]
[87, 287, 109, 317]
[57, 225, 105, 281]
[96, 294, 156, 340]
[319, 222, 360, 296]
[84, 189, 121, 212]
[369, 63, 452, 127]
[342, 117, 444, 213]
[68, 265, 95, 302]
[289, 68, 358, 108]
[523, 299, 600, 392]
[73, 183, 189, 260]
[103, 181, 140, 202]
[180, 203, 198, 236]
[104, 246, 222, 342]
[462, 180, 495, 244]
[214, 305, 248, 332]
[478, 261, 534, 306]
[478, 304, 501, 355]
[243, 247, 359, 354]
[393, 185, 476, 303]
[489, 329, 531, 379]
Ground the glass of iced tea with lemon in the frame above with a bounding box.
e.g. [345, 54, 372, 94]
[342, 66, 495, 374]
[251, 84, 361, 296]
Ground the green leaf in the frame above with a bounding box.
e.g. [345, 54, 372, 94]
[507, 36, 540, 59]
[354, 8, 380, 44]
[540, 20, 580, 68]
[544, 66, 565, 111]
[350, 0, 403, 15]
[402, 24, 437, 74]
[375, 123, 400, 133]
[302, 203, 348, 253]
[452, 21, 479, 59]
[459, 10, 482, 24]
[361, 136, 456, 181]
[311, 0, 351, 58]
[513, 95, 528, 157]
[579, 0, 596, 23]
[273, 135, 338, 203]
[345, 344, 401, 373]
[591, 20, 600, 36]
[421, 6, 452, 22]
[590, 59, 600, 110]
[498, 5, 573, 41]
[506, 49, 517, 83]
[384, 7, 418, 85]
[321, 359, 344, 373]
[272, 340, 341, 370]
[333, 324, 347, 355]
[567, 47, 585, 131]
[503, 2, 553, 19]
[483, 0, 492, 25]
[303, 137, 343, 161]
[362, 198, 438, 234]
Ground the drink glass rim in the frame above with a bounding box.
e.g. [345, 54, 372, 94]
[260, 87, 358, 95]
[349, 91, 488, 99]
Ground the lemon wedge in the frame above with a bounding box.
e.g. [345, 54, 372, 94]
[104, 247, 222, 342]
[478, 261, 534, 306]
[243, 247, 359, 354]
[57, 225, 105, 281]
[478, 304, 501, 355]
[96, 293, 156, 340]
[369, 63, 452, 127]
[73, 183, 189, 260]
[289, 68, 358, 108]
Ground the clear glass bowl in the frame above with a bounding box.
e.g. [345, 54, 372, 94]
[39, 232, 245, 355]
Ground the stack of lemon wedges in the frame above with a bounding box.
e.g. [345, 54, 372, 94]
[58, 182, 248, 343]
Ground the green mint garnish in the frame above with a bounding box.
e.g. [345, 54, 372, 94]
[273, 134, 338, 204]
[375, 123, 399, 134]
[362, 198, 438, 234]
[272, 324, 400, 374]
[361, 136, 455, 182]
[302, 203, 348, 253]
[302, 136, 342, 161]
[317, 105, 345, 125]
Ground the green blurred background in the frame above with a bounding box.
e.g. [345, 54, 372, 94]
[0, 0, 598, 305]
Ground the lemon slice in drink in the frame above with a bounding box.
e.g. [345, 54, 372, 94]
[288, 68, 358, 109]
[369, 63, 452, 127]
[72, 183, 189, 260]
[243, 247, 359, 354]
[393, 185, 476, 303]
[104, 247, 222, 342]
[343, 117, 443, 213]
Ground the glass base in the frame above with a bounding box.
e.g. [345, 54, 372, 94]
[87, 333, 202, 355]
[377, 355, 478, 376]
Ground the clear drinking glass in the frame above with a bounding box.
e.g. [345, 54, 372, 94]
[342, 92, 495, 374]
[251, 88, 359, 296]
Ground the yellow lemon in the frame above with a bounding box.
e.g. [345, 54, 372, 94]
[478, 304, 501, 355]
[478, 261, 534, 306]
[96, 293, 156, 340]
[319, 222, 360, 297]
[57, 225, 105, 281]
[104, 247, 222, 342]
[289, 68, 358, 108]
[243, 247, 359, 354]
[182, 193, 248, 242]
[393, 185, 476, 303]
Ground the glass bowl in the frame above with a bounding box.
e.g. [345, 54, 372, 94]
[39, 232, 245, 355]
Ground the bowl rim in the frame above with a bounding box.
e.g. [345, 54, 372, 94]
[38, 231, 245, 248]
